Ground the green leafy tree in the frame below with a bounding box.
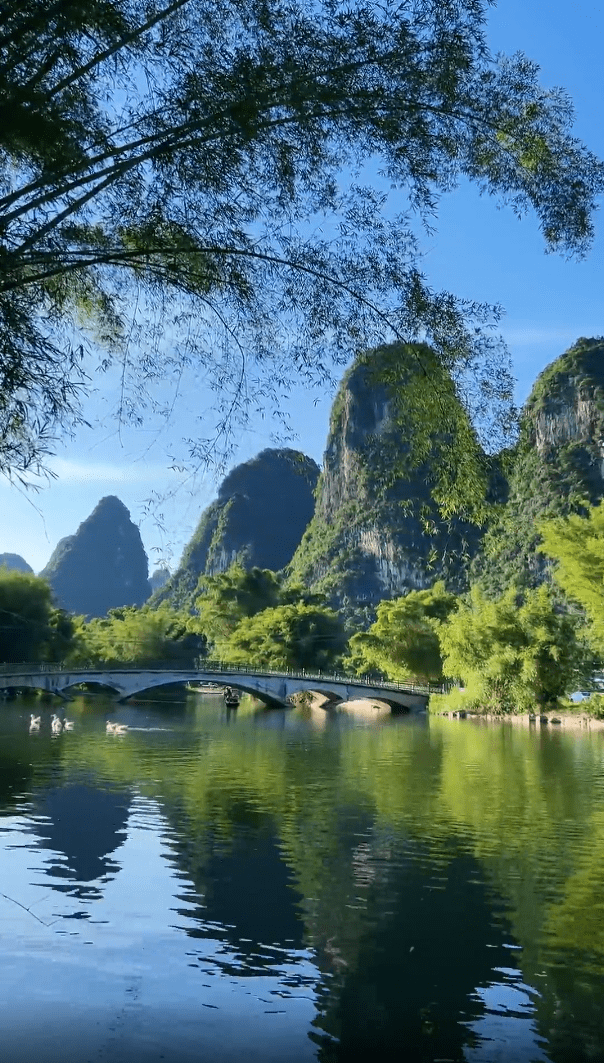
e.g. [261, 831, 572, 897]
[346, 581, 458, 683]
[436, 584, 587, 713]
[539, 501, 604, 649]
[72, 603, 203, 665]
[222, 602, 347, 672]
[1, 0, 602, 510]
[193, 564, 327, 651]
[45, 606, 78, 663]
[194, 565, 283, 648]
[0, 570, 74, 662]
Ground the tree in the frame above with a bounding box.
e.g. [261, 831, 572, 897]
[193, 563, 326, 652]
[436, 584, 588, 713]
[1, 1, 602, 510]
[222, 602, 347, 671]
[539, 502, 604, 650]
[45, 606, 78, 663]
[0, 570, 74, 662]
[71, 602, 203, 665]
[194, 565, 283, 648]
[346, 581, 458, 683]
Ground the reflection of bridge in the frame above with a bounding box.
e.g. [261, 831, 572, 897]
[0, 662, 441, 712]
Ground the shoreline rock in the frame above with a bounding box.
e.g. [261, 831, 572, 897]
[433, 710, 604, 729]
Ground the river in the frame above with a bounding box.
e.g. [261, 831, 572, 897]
[1, 691, 603, 1063]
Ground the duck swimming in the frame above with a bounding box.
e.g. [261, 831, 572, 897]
[106, 720, 129, 734]
[51, 714, 63, 733]
[29, 714, 41, 731]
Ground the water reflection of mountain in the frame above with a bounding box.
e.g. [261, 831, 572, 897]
[200, 831, 305, 944]
[165, 799, 306, 965]
[160, 783, 524, 1063]
[32, 782, 131, 897]
[4, 696, 602, 1062]
[312, 846, 516, 1063]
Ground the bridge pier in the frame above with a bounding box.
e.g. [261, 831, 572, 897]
[51, 688, 72, 702]
[0, 666, 434, 714]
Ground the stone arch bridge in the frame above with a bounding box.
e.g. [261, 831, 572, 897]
[0, 662, 440, 712]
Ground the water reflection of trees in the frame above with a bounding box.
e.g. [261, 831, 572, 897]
[4, 698, 604, 1060]
[0, 713, 64, 814]
[312, 848, 514, 1063]
[156, 716, 604, 1062]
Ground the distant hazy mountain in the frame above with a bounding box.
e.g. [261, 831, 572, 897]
[154, 448, 320, 610]
[0, 553, 33, 574]
[149, 567, 171, 594]
[40, 496, 150, 617]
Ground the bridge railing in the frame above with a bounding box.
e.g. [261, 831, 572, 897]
[0, 660, 444, 695]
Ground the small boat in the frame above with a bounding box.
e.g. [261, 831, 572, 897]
[186, 683, 224, 694]
[223, 686, 240, 708]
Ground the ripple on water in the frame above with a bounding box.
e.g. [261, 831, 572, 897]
[1, 699, 604, 1060]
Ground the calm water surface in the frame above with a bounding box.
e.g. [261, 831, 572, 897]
[2, 693, 604, 1063]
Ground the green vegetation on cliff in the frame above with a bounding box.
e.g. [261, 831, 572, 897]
[473, 337, 604, 598]
[288, 344, 490, 610]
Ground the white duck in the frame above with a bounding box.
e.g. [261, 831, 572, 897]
[63, 719, 74, 731]
[51, 714, 63, 733]
[29, 714, 41, 732]
[106, 720, 129, 734]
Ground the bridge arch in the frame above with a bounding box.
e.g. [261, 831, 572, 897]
[0, 665, 434, 713]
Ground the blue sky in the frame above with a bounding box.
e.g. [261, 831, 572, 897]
[2, 0, 603, 575]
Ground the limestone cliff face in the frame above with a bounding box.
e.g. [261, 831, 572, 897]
[318, 381, 394, 521]
[474, 336, 604, 597]
[289, 350, 481, 607]
[154, 448, 320, 610]
[525, 338, 604, 493]
[40, 496, 150, 617]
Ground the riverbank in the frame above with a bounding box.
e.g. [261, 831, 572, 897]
[434, 709, 604, 729]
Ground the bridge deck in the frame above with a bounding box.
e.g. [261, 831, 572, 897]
[0, 662, 443, 711]
[0, 660, 441, 695]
